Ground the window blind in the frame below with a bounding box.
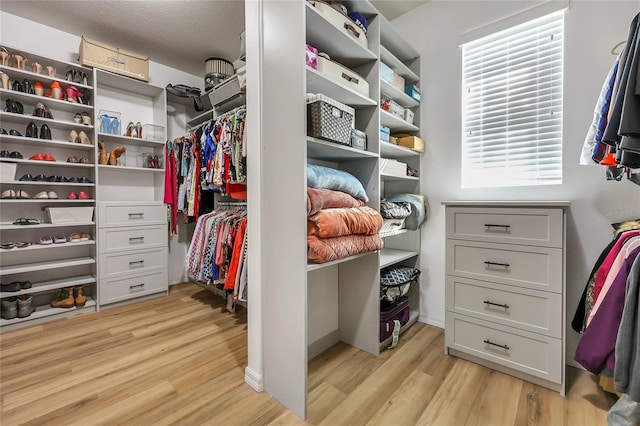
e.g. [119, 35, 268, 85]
[462, 11, 564, 188]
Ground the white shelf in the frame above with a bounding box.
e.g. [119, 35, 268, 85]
[98, 165, 165, 173]
[379, 141, 420, 158]
[0, 297, 96, 327]
[0, 257, 96, 275]
[380, 109, 419, 133]
[307, 137, 378, 161]
[0, 65, 93, 91]
[97, 132, 166, 147]
[0, 240, 95, 254]
[307, 251, 378, 272]
[0, 89, 93, 113]
[0, 158, 94, 168]
[305, 2, 377, 66]
[379, 248, 419, 269]
[306, 67, 376, 107]
[380, 79, 419, 108]
[187, 109, 214, 128]
[0, 275, 96, 298]
[1, 181, 94, 187]
[379, 309, 419, 351]
[379, 46, 419, 83]
[0, 199, 93, 204]
[0, 45, 91, 74]
[0, 221, 95, 231]
[96, 69, 164, 97]
[0, 134, 94, 150]
[379, 229, 409, 238]
[0, 111, 94, 130]
[381, 172, 419, 182]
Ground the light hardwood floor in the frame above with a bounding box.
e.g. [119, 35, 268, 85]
[1, 283, 616, 425]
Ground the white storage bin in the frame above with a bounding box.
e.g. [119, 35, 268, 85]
[317, 56, 369, 97]
[404, 109, 415, 124]
[0, 162, 17, 182]
[46, 207, 95, 224]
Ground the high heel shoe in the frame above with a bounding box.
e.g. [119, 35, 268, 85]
[48, 81, 62, 100]
[136, 122, 142, 139]
[31, 62, 42, 74]
[12, 54, 27, 70]
[65, 85, 79, 103]
[46, 66, 56, 77]
[23, 79, 33, 95]
[78, 130, 91, 144]
[80, 72, 88, 86]
[69, 130, 79, 143]
[0, 47, 9, 66]
[0, 71, 10, 90]
[33, 81, 44, 96]
[124, 121, 135, 137]
[11, 80, 24, 92]
[81, 112, 91, 126]
[65, 69, 76, 82]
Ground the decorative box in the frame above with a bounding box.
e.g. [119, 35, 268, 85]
[380, 62, 394, 84]
[46, 207, 94, 224]
[307, 93, 355, 145]
[380, 158, 408, 177]
[350, 129, 367, 150]
[388, 100, 404, 118]
[317, 56, 369, 98]
[391, 73, 405, 92]
[393, 134, 425, 153]
[306, 44, 318, 70]
[404, 109, 415, 124]
[380, 126, 390, 143]
[80, 36, 149, 82]
[405, 84, 421, 102]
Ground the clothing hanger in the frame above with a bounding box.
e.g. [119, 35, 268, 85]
[611, 40, 626, 55]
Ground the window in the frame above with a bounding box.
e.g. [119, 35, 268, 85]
[461, 11, 564, 188]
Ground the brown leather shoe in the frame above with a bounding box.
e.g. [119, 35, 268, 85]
[50, 287, 74, 309]
[73, 286, 86, 308]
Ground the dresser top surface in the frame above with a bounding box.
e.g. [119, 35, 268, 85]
[442, 200, 571, 207]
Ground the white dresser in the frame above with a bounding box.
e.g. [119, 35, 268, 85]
[98, 201, 168, 305]
[443, 201, 569, 394]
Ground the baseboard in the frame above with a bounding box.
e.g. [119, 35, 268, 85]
[308, 329, 341, 360]
[244, 366, 263, 392]
[420, 315, 444, 329]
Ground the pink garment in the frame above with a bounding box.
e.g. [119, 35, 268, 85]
[587, 235, 640, 326]
[163, 142, 178, 234]
[592, 230, 640, 303]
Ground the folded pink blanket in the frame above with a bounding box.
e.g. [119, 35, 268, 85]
[307, 234, 383, 264]
[307, 188, 365, 217]
[308, 206, 382, 238]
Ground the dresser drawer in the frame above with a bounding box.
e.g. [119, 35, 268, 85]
[445, 276, 562, 337]
[99, 225, 167, 253]
[99, 248, 167, 278]
[445, 312, 562, 383]
[446, 207, 563, 248]
[446, 240, 562, 293]
[100, 269, 168, 305]
[99, 202, 166, 228]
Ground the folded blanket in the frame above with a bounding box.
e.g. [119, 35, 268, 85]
[380, 199, 412, 219]
[308, 206, 382, 238]
[307, 187, 365, 217]
[308, 234, 383, 264]
[307, 164, 369, 202]
[387, 194, 427, 230]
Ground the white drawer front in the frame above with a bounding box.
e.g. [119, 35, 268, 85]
[445, 312, 562, 383]
[445, 276, 562, 338]
[446, 240, 562, 293]
[99, 225, 167, 253]
[446, 207, 563, 248]
[100, 269, 168, 305]
[99, 202, 166, 228]
[99, 248, 167, 278]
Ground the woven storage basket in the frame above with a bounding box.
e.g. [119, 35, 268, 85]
[307, 93, 355, 145]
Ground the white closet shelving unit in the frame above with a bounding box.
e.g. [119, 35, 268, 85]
[93, 69, 168, 306]
[259, 0, 422, 419]
[0, 46, 97, 329]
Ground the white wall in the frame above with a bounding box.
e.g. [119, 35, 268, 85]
[393, 1, 640, 366]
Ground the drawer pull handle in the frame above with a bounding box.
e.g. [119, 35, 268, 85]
[483, 339, 510, 350]
[484, 224, 511, 229]
[130, 283, 145, 290]
[129, 260, 145, 267]
[483, 300, 510, 309]
[129, 236, 145, 243]
[128, 213, 144, 219]
[484, 261, 510, 269]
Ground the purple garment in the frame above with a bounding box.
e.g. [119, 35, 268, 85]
[574, 246, 640, 374]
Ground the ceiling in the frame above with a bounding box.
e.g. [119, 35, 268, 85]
[1, 1, 428, 77]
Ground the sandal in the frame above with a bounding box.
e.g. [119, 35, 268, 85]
[53, 235, 66, 244]
[38, 235, 53, 245]
[79, 233, 90, 241]
[81, 112, 91, 125]
[13, 218, 40, 225]
[69, 233, 81, 243]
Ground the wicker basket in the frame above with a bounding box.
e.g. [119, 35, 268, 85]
[307, 93, 355, 145]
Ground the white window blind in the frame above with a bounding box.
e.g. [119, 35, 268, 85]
[462, 11, 564, 188]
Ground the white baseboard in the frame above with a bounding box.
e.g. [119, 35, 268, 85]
[420, 315, 444, 329]
[244, 366, 263, 392]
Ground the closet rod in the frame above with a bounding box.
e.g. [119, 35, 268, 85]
[185, 105, 246, 133]
[189, 278, 247, 308]
[217, 201, 247, 208]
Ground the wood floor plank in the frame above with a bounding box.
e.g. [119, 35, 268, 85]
[306, 381, 347, 425]
[464, 370, 523, 426]
[514, 381, 565, 426]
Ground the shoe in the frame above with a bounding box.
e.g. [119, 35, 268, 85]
[78, 176, 93, 184]
[111, 117, 120, 135]
[100, 114, 111, 133]
[69, 130, 79, 143]
[1, 282, 21, 292]
[65, 69, 76, 82]
[19, 281, 32, 289]
[32, 174, 47, 181]
[29, 153, 44, 161]
[1, 297, 18, 319]
[0, 47, 9, 66]
[48, 82, 62, 101]
[53, 235, 66, 244]
[68, 233, 81, 243]
[9, 130, 22, 137]
[67, 156, 79, 163]
[15, 190, 30, 199]
[77, 131, 91, 145]
[33, 102, 47, 118]
[40, 124, 52, 140]
[19, 173, 33, 181]
[46, 66, 56, 77]
[125, 122, 135, 137]
[5, 98, 24, 114]
[12, 54, 27, 70]
[136, 122, 143, 139]
[73, 286, 87, 307]
[38, 235, 53, 245]
[9, 150, 23, 158]
[79, 233, 90, 241]
[66, 176, 79, 183]
[81, 112, 91, 125]
[65, 86, 79, 103]
[34, 81, 44, 96]
[79, 157, 90, 164]
[43, 154, 56, 161]
[32, 62, 42, 74]
[26, 121, 38, 138]
[1, 189, 16, 199]
[11, 79, 23, 92]
[78, 191, 90, 199]
[74, 113, 82, 124]
[47, 191, 58, 199]
[23, 79, 33, 94]
[0, 150, 8, 157]
[67, 192, 78, 199]
[34, 191, 49, 199]
[50, 287, 74, 308]
[0, 128, 7, 135]
[47, 175, 63, 182]
[17, 295, 34, 318]
[0, 71, 10, 90]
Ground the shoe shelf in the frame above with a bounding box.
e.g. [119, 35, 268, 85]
[0, 45, 92, 76]
[0, 111, 95, 130]
[97, 132, 166, 148]
[0, 158, 95, 168]
[0, 274, 96, 299]
[0, 297, 96, 327]
[379, 248, 419, 269]
[98, 165, 165, 173]
[0, 134, 94, 150]
[380, 79, 419, 108]
[0, 199, 94, 204]
[0, 257, 96, 275]
[380, 110, 418, 133]
[0, 89, 94, 113]
[307, 136, 378, 161]
[0, 65, 94, 92]
[0, 221, 95, 230]
[1, 181, 94, 187]
[380, 172, 419, 182]
[306, 67, 377, 107]
[0, 240, 95, 255]
[379, 141, 420, 159]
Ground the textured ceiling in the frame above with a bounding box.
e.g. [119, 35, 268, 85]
[1, 0, 427, 77]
